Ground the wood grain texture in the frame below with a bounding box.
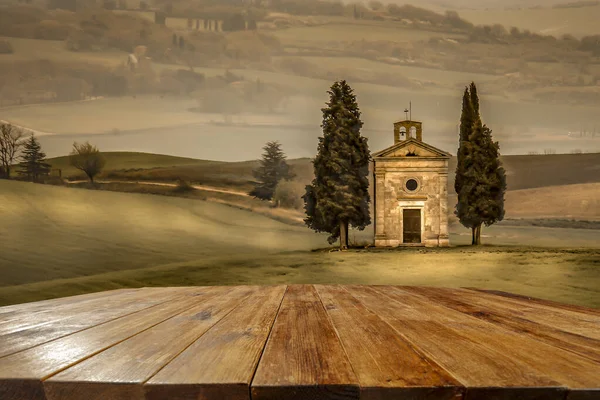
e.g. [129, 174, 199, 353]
[251, 285, 360, 400]
[456, 288, 600, 340]
[314, 285, 463, 400]
[43, 286, 256, 400]
[145, 285, 287, 400]
[0, 287, 205, 400]
[465, 288, 600, 316]
[0, 288, 182, 358]
[401, 286, 600, 363]
[345, 285, 600, 400]
[1, 285, 599, 400]
[0, 289, 140, 331]
[0, 289, 138, 318]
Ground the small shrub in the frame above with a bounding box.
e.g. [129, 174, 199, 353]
[0, 40, 14, 54]
[173, 178, 195, 193]
[272, 180, 304, 210]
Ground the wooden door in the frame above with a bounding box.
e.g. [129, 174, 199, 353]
[403, 209, 421, 244]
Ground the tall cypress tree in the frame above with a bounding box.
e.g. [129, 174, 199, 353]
[455, 86, 476, 241]
[303, 80, 371, 249]
[249, 141, 294, 200]
[455, 82, 506, 245]
[18, 134, 51, 182]
[459, 118, 485, 243]
[477, 124, 506, 243]
[470, 81, 480, 117]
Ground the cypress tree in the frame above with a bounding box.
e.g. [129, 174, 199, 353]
[470, 81, 480, 117]
[459, 118, 485, 244]
[455, 82, 506, 245]
[455, 86, 476, 241]
[18, 134, 51, 182]
[249, 141, 294, 200]
[477, 123, 506, 243]
[303, 80, 371, 249]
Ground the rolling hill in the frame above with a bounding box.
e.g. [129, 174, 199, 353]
[47, 151, 600, 192]
[1, 179, 599, 309]
[0, 179, 328, 288]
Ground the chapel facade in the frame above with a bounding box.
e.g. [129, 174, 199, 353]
[371, 119, 451, 247]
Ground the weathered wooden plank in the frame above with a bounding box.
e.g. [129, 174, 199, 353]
[0, 289, 140, 323]
[458, 288, 600, 339]
[465, 288, 600, 316]
[145, 285, 287, 400]
[0, 288, 137, 312]
[251, 285, 360, 400]
[314, 285, 463, 400]
[0, 289, 185, 357]
[401, 286, 600, 363]
[43, 285, 258, 400]
[347, 285, 600, 400]
[0, 287, 210, 400]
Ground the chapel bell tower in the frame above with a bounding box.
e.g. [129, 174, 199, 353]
[394, 120, 423, 143]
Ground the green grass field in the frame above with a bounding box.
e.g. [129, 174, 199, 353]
[1, 179, 599, 308]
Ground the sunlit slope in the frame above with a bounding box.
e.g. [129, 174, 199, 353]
[449, 183, 600, 221]
[47, 152, 220, 176]
[0, 180, 327, 287]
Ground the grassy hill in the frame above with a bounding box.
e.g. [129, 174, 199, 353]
[447, 152, 600, 191]
[1, 179, 599, 309]
[0, 179, 328, 288]
[47, 152, 314, 190]
[47, 151, 600, 192]
[450, 183, 600, 221]
[47, 152, 219, 176]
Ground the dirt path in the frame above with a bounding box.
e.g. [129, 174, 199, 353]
[66, 180, 250, 197]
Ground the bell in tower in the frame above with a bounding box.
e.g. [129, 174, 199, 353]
[393, 103, 423, 143]
[393, 120, 423, 144]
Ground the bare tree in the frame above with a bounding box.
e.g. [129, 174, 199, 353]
[69, 141, 106, 183]
[0, 123, 25, 178]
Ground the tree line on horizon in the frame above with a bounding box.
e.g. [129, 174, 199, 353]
[0, 123, 106, 184]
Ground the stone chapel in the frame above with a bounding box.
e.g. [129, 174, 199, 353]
[371, 118, 451, 247]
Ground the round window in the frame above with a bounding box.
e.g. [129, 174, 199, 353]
[406, 178, 419, 191]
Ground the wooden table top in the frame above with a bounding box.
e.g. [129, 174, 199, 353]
[0, 285, 598, 400]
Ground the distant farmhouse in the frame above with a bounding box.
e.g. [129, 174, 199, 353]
[371, 117, 451, 247]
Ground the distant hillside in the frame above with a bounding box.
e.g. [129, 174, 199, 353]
[449, 183, 600, 220]
[46, 151, 600, 192]
[447, 153, 600, 191]
[46, 152, 314, 190]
